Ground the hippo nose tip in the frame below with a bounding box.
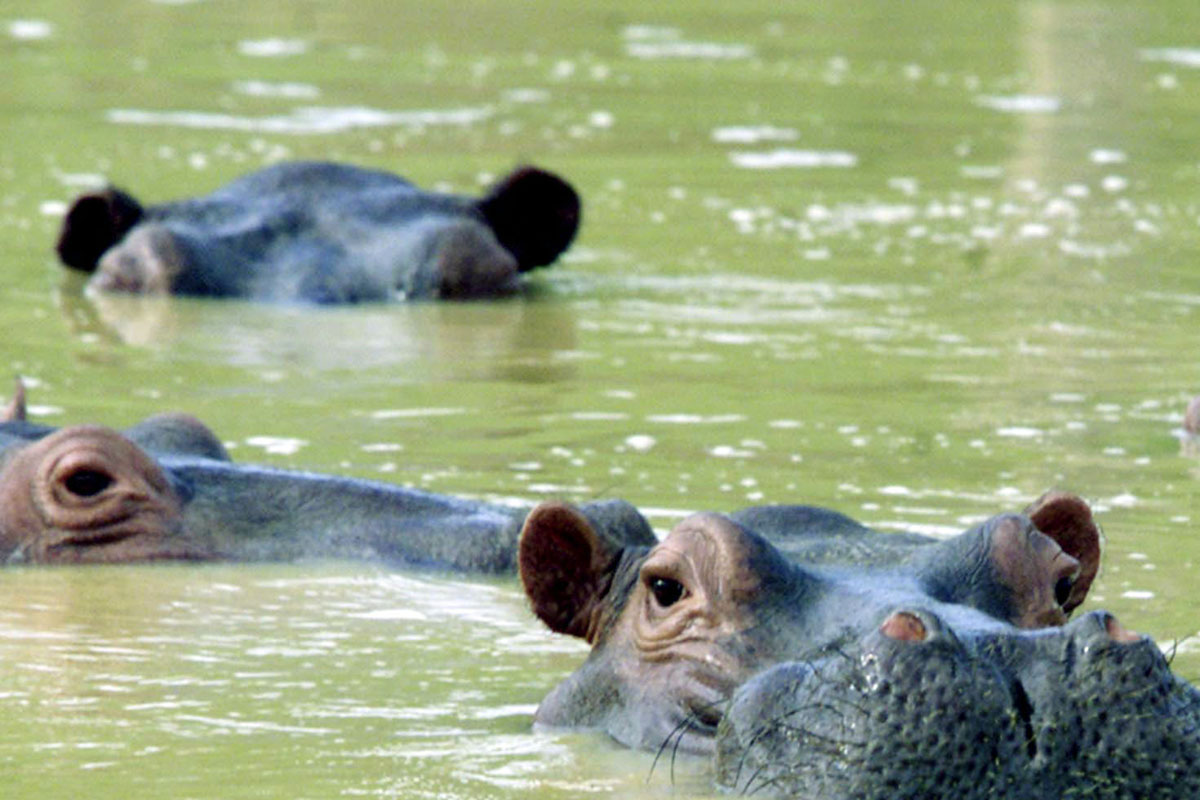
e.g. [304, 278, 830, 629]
[880, 610, 928, 642]
[1104, 613, 1143, 644]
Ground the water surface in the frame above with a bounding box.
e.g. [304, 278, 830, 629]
[3, 1, 1200, 797]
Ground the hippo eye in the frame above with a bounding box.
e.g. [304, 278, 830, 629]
[649, 576, 685, 608]
[1054, 575, 1074, 608]
[63, 469, 114, 498]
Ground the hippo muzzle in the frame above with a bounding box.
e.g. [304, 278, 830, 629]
[716, 608, 1200, 799]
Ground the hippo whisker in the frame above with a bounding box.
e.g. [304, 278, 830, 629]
[730, 700, 867, 794]
[648, 698, 724, 785]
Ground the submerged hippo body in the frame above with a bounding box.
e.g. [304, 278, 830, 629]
[519, 499, 1200, 798]
[0, 405, 651, 568]
[55, 161, 580, 303]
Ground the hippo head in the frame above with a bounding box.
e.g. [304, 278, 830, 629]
[519, 496, 1200, 797]
[0, 421, 221, 564]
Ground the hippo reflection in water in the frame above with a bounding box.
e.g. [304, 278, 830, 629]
[0, 388, 649, 567]
[54, 161, 579, 302]
[518, 500, 1200, 798]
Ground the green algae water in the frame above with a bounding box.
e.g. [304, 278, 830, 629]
[2, 1, 1200, 796]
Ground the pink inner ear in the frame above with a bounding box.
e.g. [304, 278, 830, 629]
[518, 502, 605, 641]
[1024, 492, 1101, 613]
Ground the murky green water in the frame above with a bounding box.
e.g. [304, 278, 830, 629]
[3, 1, 1200, 796]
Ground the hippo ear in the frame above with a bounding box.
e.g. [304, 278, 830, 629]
[56, 187, 144, 272]
[478, 167, 580, 271]
[1024, 492, 1101, 614]
[519, 501, 621, 642]
[2, 378, 26, 423]
[123, 413, 231, 462]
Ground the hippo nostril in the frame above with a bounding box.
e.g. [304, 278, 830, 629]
[880, 611, 927, 642]
[1105, 615, 1142, 644]
[1010, 679, 1038, 760]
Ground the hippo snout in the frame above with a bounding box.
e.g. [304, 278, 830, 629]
[715, 608, 1200, 799]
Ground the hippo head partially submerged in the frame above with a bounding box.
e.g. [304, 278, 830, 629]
[518, 497, 1200, 797]
[0, 393, 652, 568]
[54, 161, 581, 303]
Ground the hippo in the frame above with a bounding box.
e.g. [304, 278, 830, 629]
[0, 388, 651, 567]
[54, 161, 580, 303]
[517, 498, 1200, 798]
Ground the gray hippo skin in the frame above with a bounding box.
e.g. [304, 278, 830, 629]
[54, 161, 580, 302]
[0, 402, 651, 568]
[518, 498, 1200, 798]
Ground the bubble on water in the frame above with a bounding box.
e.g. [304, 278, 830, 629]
[370, 407, 465, 420]
[502, 88, 549, 104]
[647, 413, 745, 424]
[1121, 590, 1155, 600]
[588, 110, 614, 129]
[1140, 48, 1200, 68]
[974, 94, 1061, 113]
[996, 427, 1043, 439]
[709, 445, 755, 458]
[39, 200, 67, 217]
[624, 435, 656, 452]
[711, 126, 799, 144]
[730, 150, 857, 169]
[245, 436, 308, 456]
[27, 405, 63, 417]
[232, 80, 320, 99]
[107, 106, 492, 135]
[361, 443, 403, 453]
[8, 19, 52, 40]
[627, 41, 754, 60]
[887, 176, 919, 196]
[621, 25, 682, 41]
[1090, 148, 1127, 164]
[1018, 222, 1051, 239]
[238, 38, 308, 57]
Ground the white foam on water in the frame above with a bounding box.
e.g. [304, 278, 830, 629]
[974, 94, 1061, 113]
[106, 106, 492, 135]
[8, 19, 52, 40]
[1140, 48, 1200, 68]
[232, 80, 320, 99]
[712, 125, 799, 144]
[729, 149, 858, 169]
[237, 38, 309, 57]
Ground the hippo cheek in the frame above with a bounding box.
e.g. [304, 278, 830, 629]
[0, 426, 194, 564]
